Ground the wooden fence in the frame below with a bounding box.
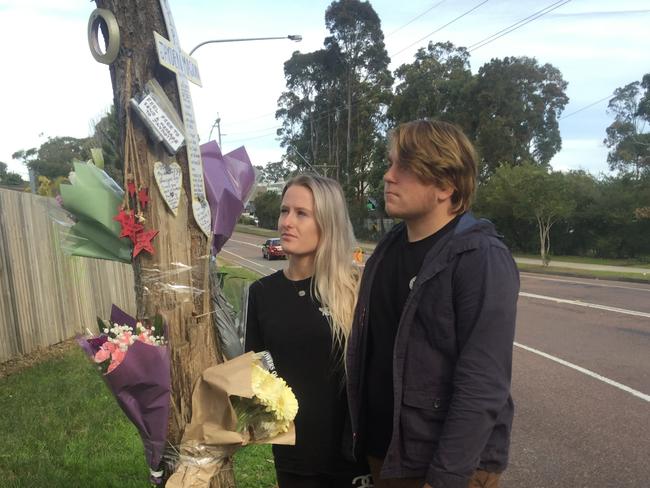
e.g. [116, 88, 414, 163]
[0, 188, 135, 362]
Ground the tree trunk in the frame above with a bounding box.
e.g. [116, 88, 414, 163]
[537, 215, 552, 266]
[346, 66, 352, 186]
[93, 1, 233, 486]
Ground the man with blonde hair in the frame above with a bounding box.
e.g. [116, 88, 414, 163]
[346, 120, 519, 488]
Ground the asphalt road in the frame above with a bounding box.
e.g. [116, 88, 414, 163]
[223, 231, 650, 488]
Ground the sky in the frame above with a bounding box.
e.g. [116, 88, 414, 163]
[0, 0, 649, 179]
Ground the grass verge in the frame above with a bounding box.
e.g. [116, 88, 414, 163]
[517, 263, 650, 283]
[0, 347, 276, 488]
[514, 253, 650, 268]
[0, 264, 274, 487]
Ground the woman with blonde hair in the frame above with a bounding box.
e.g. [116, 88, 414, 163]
[245, 174, 369, 488]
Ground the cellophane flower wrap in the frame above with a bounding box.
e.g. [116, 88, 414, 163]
[166, 351, 297, 488]
[77, 304, 170, 485]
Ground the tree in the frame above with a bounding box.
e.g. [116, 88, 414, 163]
[479, 164, 575, 264]
[11, 147, 37, 172]
[255, 161, 292, 183]
[0, 161, 24, 186]
[604, 74, 650, 178]
[472, 57, 569, 179]
[276, 0, 393, 202]
[90, 105, 123, 185]
[324, 0, 392, 192]
[253, 190, 282, 230]
[549, 170, 600, 257]
[16, 136, 91, 179]
[93, 1, 229, 485]
[2, 173, 24, 186]
[389, 41, 473, 128]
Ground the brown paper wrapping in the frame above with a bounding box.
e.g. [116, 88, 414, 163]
[167, 352, 296, 488]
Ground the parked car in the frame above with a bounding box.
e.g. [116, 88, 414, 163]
[262, 238, 286, 260]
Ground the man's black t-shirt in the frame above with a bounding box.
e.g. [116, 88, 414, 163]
[365, 215, 461, 458]
[246, 270, 363, 476]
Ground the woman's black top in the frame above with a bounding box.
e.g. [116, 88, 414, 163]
[245, 270, 361, 476]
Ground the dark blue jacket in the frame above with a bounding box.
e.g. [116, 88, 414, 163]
[346, 213, 519, 488]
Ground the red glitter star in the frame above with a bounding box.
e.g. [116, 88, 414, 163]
[132, 229, 159, 258]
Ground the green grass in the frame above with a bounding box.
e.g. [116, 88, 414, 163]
[514, 253, 650, 268]
[0, 349, 150, 487]
[234, 444, 276, 488]
[517, 263, 650, 283]
[0, 349, 276, 488]
[216, 262, 262, 314]
[234, 224, 279, 238]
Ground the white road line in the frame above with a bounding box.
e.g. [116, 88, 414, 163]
[520, 292, 650, 319]
[520, 273, 650, 292]
[514, 342, 650, 402]
[220, 249, 277, 274]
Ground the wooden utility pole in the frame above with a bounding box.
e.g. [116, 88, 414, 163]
[90, 1, 234, 486]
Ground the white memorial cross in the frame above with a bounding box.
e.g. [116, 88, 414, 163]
[155, 0, 212, 238]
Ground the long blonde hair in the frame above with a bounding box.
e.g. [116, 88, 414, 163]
[282, 175, 359, 350]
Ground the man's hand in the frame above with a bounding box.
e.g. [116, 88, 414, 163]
[423, 484, 432, 488]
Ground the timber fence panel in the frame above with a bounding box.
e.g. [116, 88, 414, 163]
[0, 189, 136, 362]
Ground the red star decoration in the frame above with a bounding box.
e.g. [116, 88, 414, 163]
[127, 181, 137, 197]
[132, 229, 159, 258]
[137, 187, 149, 209]
[121, 220, 144, 242]
[115, 209, 143, 242]
[113, 207, 131, 227]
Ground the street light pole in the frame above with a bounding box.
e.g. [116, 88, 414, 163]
[189, 34, 302, 56]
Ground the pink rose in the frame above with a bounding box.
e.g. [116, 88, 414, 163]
[94, 347, 110, 363]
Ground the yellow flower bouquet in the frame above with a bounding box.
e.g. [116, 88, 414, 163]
[167, 351, 298, 488]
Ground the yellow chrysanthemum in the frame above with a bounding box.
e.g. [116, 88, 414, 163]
[250, 363, 298, 423]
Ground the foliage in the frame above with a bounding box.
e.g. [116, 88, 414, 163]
[90, 105, 124, 185]
[477, 164, 576, 264]
[604, 74, 650, 178]
[471, 56, 569, 179]
[253, 190, 282, 230]
[276, 0, 393, 201]
[390, 41, 474, 128]
[36, 175, 68, 197]
[29, 136, 91, 179]
[12, 106, 122, 184]
[254, 160, 292, 183]
[0, 161, 24, 186]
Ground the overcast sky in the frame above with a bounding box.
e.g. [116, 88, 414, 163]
[1, 0, 648, 178]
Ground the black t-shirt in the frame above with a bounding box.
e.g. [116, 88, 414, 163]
[245, 270, 363, 476]
[365, 216, 460, 457]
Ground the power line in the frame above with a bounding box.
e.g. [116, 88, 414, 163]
[386, 1, 447, 37]
[391, 0, 490, 58]
[559, 94, 612, 120]
[223, 1, 574, 140]
[469, 0, 571, 52]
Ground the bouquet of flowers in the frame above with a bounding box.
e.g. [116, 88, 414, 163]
[232, 353, 299, 440]
[166, 351, 298, 488]
[92, 321, 165, 373]
[78, 305, 171, 485]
